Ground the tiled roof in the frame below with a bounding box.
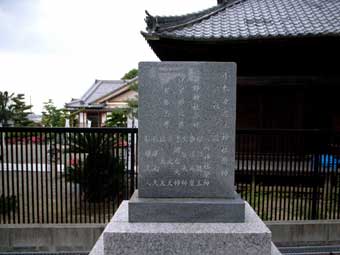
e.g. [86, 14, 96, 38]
[66, 80, 126, 108]
[83, 80, 126, 104]
[143, 0, 340, 40]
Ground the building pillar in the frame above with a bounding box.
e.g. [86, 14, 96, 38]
[79, 112, 87, 128]
[101, 112, 107, 127]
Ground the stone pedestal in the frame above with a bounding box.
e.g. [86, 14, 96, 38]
[89, 201, 281, 255]
[129, 190, 245, 223]
[89, 61, 281, 255]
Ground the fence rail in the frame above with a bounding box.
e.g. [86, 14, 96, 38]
[0, 127, 339, 223]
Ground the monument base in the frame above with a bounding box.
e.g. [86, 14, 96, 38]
[128, 190, 245, 223]
[90, 201, 281, 255]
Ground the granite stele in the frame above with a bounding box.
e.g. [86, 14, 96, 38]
[130, 61, 244, 223]
[89, 62, 281, 255]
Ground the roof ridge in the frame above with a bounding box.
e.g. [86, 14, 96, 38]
[146, 5, 219, 23]
[99, 79, 124, 83]
[81, 80, 103, 102]
[145, 0, 245, 33]
[123, 76, 138, 83]
[81, 79, 126, 102]
[93, 77, 138, 104]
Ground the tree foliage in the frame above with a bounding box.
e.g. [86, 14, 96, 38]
[0, 91, 34, 127]
[121, 68, 138, 80]
[0, 91, 14, 126]
[67, 133, 125, 202]
[41, 99, 68, 127]
[123, 69, 139, 120]
[0, 194, 17, 214]
[127, 77, 138, 120]
[105, 108, 128, 127]
[11, 94, 34, 127]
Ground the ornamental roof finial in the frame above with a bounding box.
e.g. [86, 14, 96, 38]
[145, 10, 158, 32]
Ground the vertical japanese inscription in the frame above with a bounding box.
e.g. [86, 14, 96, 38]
[139, 62, 237, 198]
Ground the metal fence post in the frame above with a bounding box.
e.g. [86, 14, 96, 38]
[311, 153, 319, 220]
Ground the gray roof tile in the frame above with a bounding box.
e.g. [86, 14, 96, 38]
[83, 80, 125, 104]
[145, 0, 340, 40]
[65, 80, 126, 108]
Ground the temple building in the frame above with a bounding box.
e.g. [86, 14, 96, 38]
[142, 0, 340, 130]
[65, 78, 138, 127]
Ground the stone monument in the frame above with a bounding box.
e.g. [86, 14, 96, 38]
[89, 62, 281, 255]
[129, 61, 244, 223]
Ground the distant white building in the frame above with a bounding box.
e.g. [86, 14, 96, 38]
[65, 77, 138, 127]
[27, 113, 42, 124]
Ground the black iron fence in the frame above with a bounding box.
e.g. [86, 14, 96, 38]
[236, 129, 340, 221]
[0, 127, 137, 224]
[0, 127, 339, 223]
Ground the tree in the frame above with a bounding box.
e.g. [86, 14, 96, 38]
[126, 77, 138, 120]
[122, 68, 139, 120]
[41, 99, 68, 127]
[105, 108, 128, 127]
[0, 91, 14, 126]
[68, 133, 125, 202]
[11, 94, 34, 127]
[121, 68, 138, 80]
[0, 91, 34, 127]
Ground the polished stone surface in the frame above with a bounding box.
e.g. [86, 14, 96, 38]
[128, 190, 245, 223]
[102, 201, 280, 255]
[138, 62, 237, 198]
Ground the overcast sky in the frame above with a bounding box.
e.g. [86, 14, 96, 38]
[0, 0, 215, 113]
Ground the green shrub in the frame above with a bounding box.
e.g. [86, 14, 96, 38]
[81, 153, 125, 202]
[65, 165, 82, 183]
[67, 133, 126, 202]
[0, 194, 17, 214]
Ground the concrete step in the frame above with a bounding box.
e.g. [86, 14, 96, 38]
[89, 233, 281, 255]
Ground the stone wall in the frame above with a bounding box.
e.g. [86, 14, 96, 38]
[0, 224, 105, 252]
